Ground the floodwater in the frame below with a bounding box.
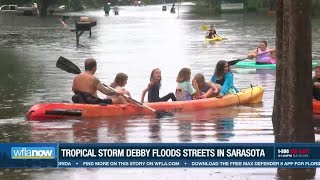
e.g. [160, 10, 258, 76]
[0, 4, 320, 179]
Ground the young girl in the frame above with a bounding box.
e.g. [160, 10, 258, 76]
[109, 73, 131, 104]
[210, 60, 239, 96]
[141, 68, 176, 103]
[175, 68, 197, 101]
[193, 73, 219, 98]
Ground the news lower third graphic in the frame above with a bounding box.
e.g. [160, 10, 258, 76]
[0, 143, 320, 168]
[11, 147, 56, 159]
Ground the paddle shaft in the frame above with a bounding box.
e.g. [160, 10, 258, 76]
[228, 51, 272, 65]
[102, 83, 157, 113]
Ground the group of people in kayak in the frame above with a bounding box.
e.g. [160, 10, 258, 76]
[71, 40, 277, 105]
[71, 58, 239, 105]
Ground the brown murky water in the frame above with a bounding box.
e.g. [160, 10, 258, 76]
[0, 4, 320, 179]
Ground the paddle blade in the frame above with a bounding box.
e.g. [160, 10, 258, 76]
[228, 59, 241, 66]
[155, 110, 174, 118]
[201, 24, 208, 31]
[228, 57, 248, 66]
[56, 56, 81, 74]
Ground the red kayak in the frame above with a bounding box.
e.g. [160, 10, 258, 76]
[26, 86, 265, 121]
[314, 100, 320, 114]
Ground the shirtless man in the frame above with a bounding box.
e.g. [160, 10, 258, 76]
[72, 58, 125, 104]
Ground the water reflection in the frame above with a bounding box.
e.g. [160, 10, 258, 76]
[149, 118, 162, 142]
[177, 120, 192, 142]
[26, 108, 240, 143]
[0, 49, 43, 119]
[215, 118, 235, 141]
[0, 123, 31, 142]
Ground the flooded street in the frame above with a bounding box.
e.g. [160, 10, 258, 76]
[0, 4, 320, 179]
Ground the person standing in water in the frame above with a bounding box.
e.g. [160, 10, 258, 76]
[113, 6, 119, 15]
[104, 3, 111, 15]
[170, 4, 176, 13]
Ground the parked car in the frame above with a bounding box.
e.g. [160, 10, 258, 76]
[0, 5, 18, 13]
[48, 5, 67, 14]
[16, 3, 38, 16]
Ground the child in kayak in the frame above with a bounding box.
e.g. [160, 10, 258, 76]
[141, 68, 176, 103]
[175, 68, 198, 101]
[109, 73, 131, 104]
[193, 73, 219, 98]
[210, 60, 239, 96]
[313, 66, 320, 100]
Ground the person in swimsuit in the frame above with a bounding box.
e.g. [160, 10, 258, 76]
[247, 41, 276, 64]
[72, 58, 125, 104]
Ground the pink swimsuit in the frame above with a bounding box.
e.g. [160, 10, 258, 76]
[256, 48, 276, 64]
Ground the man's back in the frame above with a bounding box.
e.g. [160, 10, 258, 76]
[72, 72, 98, 97]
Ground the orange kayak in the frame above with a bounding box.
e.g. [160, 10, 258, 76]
[314, 100, 320, 113]
[26, 85, 264, 121]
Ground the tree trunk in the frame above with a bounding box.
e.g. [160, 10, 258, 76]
[39, 0, 48, 17]
[273, 0, 315, 177]
[272, 0, 283, 143]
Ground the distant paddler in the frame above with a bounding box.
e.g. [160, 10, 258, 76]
[205, 25, 218, 39]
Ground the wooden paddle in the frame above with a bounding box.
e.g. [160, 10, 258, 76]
[56, 56, 174, 118]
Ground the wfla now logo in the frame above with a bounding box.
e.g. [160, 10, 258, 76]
[11, 147, 56, 159]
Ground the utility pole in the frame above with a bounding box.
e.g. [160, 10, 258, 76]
[178, 0, 180, 17]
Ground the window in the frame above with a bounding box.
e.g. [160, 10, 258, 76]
[1, 5, 9, 10]
[9, 6, 16, 10]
